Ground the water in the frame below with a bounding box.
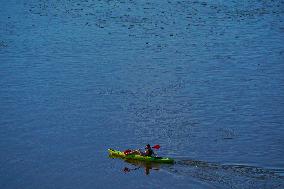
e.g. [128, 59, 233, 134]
[1, 0, 284, 188]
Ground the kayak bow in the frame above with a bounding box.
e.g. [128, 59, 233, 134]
[108, 149, 174, 164]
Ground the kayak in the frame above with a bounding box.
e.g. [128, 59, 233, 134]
[108, 149, 174, 164]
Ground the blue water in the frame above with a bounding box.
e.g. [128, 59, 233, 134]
[1, 0, 284, 188]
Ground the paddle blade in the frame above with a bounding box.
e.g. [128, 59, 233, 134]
[152, 145, 160, 149]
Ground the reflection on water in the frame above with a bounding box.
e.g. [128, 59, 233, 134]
[123, 159, 160, 176]
[109, 155, 164, 175]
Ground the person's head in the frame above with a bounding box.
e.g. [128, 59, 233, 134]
[145, 144, 151, 149]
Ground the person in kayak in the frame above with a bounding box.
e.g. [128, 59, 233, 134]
[126, 144, 155, 157]
[144, 144, 154, 156]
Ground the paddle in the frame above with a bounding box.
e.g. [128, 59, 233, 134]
[152, 145, 160, 149]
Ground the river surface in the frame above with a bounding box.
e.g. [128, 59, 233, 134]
[1, 0, 284, 188]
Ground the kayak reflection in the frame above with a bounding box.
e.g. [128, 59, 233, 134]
[123, 159, 160, 175]
[109, 155, 160, 175]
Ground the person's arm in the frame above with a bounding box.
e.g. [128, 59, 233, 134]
[145, 150, 149, 156]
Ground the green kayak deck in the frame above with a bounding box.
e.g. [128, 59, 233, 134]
[108, 149, 174, 164]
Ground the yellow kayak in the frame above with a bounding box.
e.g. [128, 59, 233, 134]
[108, 149, 174, 164]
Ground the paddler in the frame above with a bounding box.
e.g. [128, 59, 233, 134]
[125, 144, 156, 157]
[144, 144, 154, 156]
